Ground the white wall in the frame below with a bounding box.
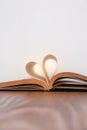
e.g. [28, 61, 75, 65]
[0, 0, 87, 82]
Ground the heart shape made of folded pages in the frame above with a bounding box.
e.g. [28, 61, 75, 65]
[25, 54, 58, 82]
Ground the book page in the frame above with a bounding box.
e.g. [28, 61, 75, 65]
[53, 74, 87, 90]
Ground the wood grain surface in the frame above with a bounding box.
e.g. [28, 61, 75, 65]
[0, 91, 87, 130]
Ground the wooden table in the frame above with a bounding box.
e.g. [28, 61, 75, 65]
[0, 91, 87, 130]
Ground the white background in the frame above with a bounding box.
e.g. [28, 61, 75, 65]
[0, 0, 87, 82]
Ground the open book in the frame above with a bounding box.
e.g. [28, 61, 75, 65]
[0, 54, 87, 91]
